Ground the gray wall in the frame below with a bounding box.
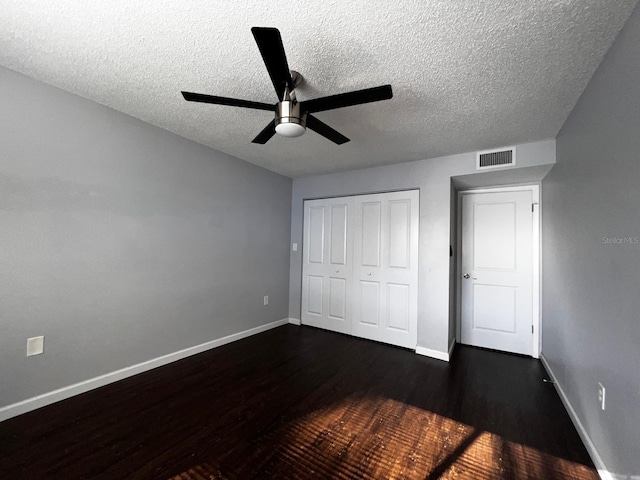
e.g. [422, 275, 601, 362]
[0, 67, 292, 408]
[289, 139, 555, 355]
[542, 5, 640, 476]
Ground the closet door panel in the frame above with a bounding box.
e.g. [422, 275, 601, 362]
[302, 197, 353, 334]
[302, 191, 418, 348]
[353, 190, 419, 348]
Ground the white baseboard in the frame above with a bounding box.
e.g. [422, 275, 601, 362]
[416, 346, 449, 362]
[415, 339, 456, 362]
[288, 318, 301, 326]
[540, 354, 613, 480]
[0, 318, 289, 423]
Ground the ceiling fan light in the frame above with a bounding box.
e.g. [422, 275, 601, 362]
[275, 99, 307, 138]
[275, 122, 306, 137]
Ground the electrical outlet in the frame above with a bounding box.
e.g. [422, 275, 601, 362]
[27, 336, 44, 356]
[263, 295, 269, 306]
[598, 382, 606, 410]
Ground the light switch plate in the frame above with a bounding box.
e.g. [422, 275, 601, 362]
[293, 243, 298, 252]
[27, 336, 44, 356]
[263, 295, 269, 306]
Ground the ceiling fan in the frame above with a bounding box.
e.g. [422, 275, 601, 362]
[181, 27, 393, 145]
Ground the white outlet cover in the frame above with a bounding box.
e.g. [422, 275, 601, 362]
[27, 336, 44, 356]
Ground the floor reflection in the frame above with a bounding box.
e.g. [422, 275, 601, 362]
[169, 394, 599, 479]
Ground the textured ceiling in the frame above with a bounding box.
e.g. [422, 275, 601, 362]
[1, 1, 638, 178]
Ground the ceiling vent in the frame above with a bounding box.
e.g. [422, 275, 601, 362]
[476, 147, 516, 170]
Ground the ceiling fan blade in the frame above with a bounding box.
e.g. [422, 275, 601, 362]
[182, 92, 275, 111]
[306, 115, 350, 145]
[302, 85, 393, 113]
[251, 27, 293, 101]
[252, 119, 277, 144]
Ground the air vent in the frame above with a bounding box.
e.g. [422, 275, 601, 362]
[476, 147, 516, 170]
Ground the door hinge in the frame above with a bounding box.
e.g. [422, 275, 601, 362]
[532, 203, 535, 212]
[532, 325, 534, 334]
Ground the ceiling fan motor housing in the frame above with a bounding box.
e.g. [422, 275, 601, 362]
[275, 99, 307, 137]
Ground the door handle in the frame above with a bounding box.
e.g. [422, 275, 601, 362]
[368, 272, 372, 276]
[462, 273, 477, 280]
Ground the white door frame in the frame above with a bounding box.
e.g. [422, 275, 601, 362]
[456, 184, 541, 358]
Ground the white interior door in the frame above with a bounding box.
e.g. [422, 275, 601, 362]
[301, 190, 419, 349]
[301, 197, 353, 334]
[460, 189, 535, 356]
[352, 191, 419, 349]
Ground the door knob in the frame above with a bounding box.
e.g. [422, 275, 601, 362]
[462, 273, 471, 279]
[368, 272, 372, 276]
[336, 270, 339, 273]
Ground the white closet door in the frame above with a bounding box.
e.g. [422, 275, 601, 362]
[301, 197, 353, 334]
[352, 190, 419, 348]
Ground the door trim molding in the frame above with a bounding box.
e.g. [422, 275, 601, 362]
[455, 184, 541, 358]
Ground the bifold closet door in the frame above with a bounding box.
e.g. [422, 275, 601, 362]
[301, 190, 419, 349]
[352, 191, 419, 349]
[301, 197, 353, 334]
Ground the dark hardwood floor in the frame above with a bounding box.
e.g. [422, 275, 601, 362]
[0, 325, 598, 479]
